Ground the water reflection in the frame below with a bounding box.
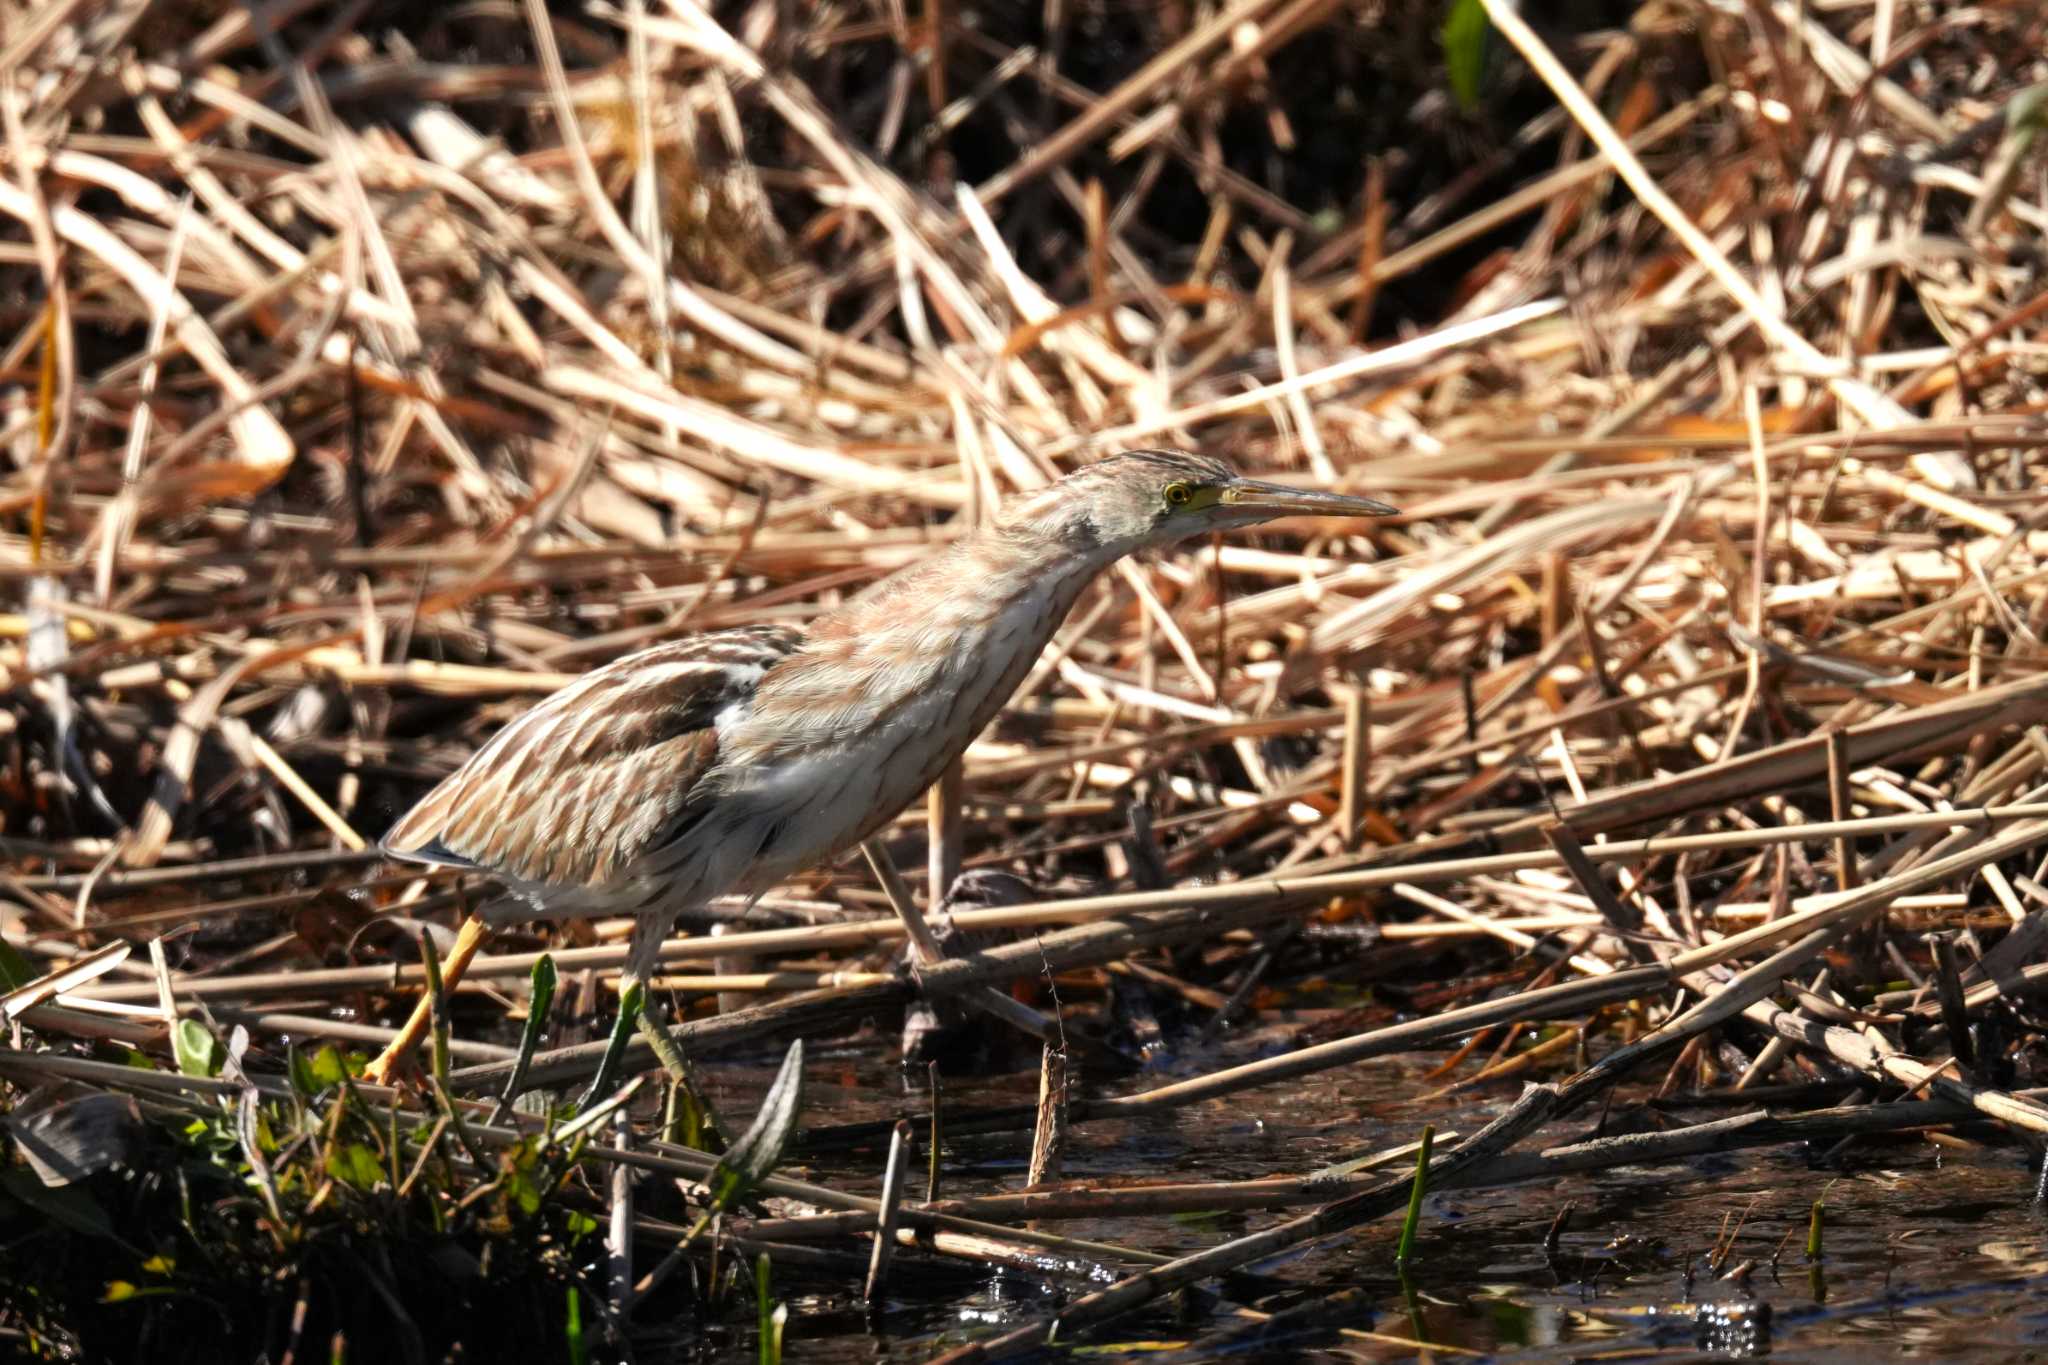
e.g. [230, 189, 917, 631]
[666, 1044, 2048, 1361]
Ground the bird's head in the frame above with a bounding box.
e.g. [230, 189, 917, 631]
[1009, 448, 1397, 555]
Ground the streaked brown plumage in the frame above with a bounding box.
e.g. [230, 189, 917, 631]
[384, 626, 802, 896]
[363, 450, 1394, 1087]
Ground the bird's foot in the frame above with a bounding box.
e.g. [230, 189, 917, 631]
[361, 1005, 432, 1088]
[362, 914, 496, 1087]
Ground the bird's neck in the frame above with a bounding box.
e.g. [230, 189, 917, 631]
[825, 521, 1114, 647]
[732, 522, 1117, 769]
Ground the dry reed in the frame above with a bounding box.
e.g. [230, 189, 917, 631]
[4, 0, 2048, 1359]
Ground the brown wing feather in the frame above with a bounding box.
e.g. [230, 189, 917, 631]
[383, 626, 802, 892]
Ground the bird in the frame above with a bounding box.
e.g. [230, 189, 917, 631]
[360, 449, 1395, 1090]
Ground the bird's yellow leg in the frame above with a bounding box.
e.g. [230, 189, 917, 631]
[362, 914, 495, 1085]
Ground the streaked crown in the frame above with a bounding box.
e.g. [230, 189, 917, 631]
[1000, 448, 1393, 554]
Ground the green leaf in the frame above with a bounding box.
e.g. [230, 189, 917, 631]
[307, 1045, 348, 1093]
[290, 1043, 349, 1097]
[670, 1040, 807, 1253]
[1967, 81, 2048, 236]
[1395, 1123, 1436, 1268]
[2010, 81, 2048, 140]
[507, 1134, 544, 1172]
[577, 978, 643, 1113]
[705, 1039, 805, 1215]
[500, 1136, 547, 1218]
[420, 931, 450, 1085]
[1441, 0, 1488, 114]
[756, 1253, 778, 1365]
[172, 1018, 223, 1078]
[565, 1288, 588, 1365]
[529, 955, 557, 1022]
[563, 1209, 600, 1241]
[637, 996, 730, 1152]
[505, 1162, 544, 1218]
[679, 1086, 712, 1153]
[325, 1143, 382, 1191]
[0, 937, 35, 990]
[497, 954, 557, 1110]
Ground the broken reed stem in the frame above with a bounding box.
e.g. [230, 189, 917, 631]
[1026, 1044, 1069, 1201]
[608, 1110, 634, 1322]
[1340, 686, 1370, 850]
[863, 1120, 914, 1304]
[1825, 729, 1857, 891]
[927, 1062, 944, 1205]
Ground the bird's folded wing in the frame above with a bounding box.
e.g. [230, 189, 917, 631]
[381, 627, 802, 890]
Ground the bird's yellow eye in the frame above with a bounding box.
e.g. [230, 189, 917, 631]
[1164, 482, 1192, 507]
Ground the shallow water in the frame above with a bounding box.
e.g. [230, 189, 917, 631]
[654, 1034, 2048, 1363]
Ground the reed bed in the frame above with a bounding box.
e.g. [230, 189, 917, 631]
[4, 0, 2048, 1359]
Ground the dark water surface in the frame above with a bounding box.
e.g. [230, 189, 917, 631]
[645, 1032, 2048, 1363]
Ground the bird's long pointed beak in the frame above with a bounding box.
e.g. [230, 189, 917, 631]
[1220, 480, 1398, 518]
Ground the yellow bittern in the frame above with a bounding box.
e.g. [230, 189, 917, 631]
[362, 450, 1394, 1088]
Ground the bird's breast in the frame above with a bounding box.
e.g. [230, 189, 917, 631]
[718, 558, 1095, 876]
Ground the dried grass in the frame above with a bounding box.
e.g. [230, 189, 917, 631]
[5, 0, 2048, 1359]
